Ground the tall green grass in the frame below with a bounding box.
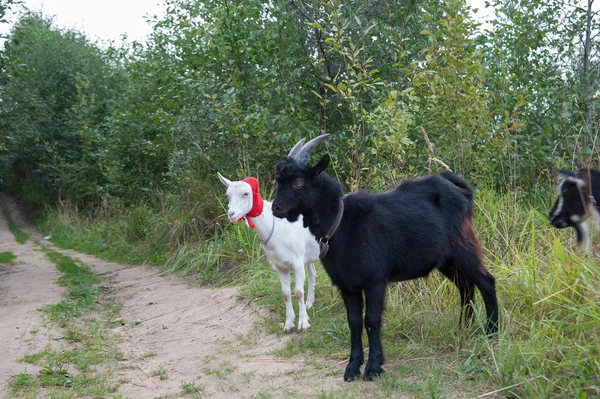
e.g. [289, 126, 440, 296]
[37, 185, 599, 397]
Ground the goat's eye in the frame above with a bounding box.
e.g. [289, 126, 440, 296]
[243, 193, 249, 197]
[293, 179, 304, 189]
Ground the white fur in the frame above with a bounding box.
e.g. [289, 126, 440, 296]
[576, 221, 591, 253]
[552, 180, 566, 218]
[218, 172, 320, 332]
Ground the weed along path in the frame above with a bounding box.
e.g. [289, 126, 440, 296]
[1, 196, 400, 399]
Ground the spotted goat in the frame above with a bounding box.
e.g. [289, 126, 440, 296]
[548, 168, 600, 251]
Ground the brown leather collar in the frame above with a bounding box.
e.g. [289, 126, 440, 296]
[318, 200, 344, 259]
[321, 200, 344, 243]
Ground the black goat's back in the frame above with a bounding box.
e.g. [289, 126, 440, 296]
[322, 173, 478, 290]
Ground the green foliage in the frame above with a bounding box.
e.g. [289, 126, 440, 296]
[410, 1, 497, 179]
[2, 0, 597, 205]
[0, 13, 121, 204]
[481, 0, 600, 187]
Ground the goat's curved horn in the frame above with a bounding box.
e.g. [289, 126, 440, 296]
[294, 134, 329, 164]
[287, 138, 306, 158]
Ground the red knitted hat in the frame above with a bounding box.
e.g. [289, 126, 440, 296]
[240, 177, 264, 228]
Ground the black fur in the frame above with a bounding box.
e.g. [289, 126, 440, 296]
[272, 155, 499, 382]
[548, 168, 600, 246]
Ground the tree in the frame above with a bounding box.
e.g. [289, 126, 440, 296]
[0, 13, 120, 203]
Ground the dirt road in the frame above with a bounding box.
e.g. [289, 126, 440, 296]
[0, 196, 356, 399]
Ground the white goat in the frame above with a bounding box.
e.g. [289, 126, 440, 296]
[217, 172, 320, 331]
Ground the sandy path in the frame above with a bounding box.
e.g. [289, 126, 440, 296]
[0, 195, 356, 399]
[64, 251, 345, 398]
[0, 197, 64, 399]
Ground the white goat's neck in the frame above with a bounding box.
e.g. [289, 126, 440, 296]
[247, 201, 275, 245]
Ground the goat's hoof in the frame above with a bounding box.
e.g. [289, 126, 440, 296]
[363, 364, 384, 381]
[283, 321, 295, 333]
[485, 324, 499, 338]
[297, 320, 311, 331]
[343, 363, 362, 382]
[306, 300, 314, 309]
[343, 372, 361, 382]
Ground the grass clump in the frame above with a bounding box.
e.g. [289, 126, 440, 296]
[43, 251, 100, 325]
[9, 221, 29, 244]
[0, 251, 17, 265]
[151, 365, 169, 380]
[10, 372, 37, 392]
[181, 381, 204, 394]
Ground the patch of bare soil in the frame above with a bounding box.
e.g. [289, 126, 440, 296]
[1, 196, 379, 399]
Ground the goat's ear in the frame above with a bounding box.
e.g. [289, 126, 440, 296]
[217, 172, 231, 187]
[310, 154, 330, 179]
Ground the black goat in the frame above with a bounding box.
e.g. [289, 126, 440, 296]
[548, 168, 600, 250]
[271, 134, 499, 382]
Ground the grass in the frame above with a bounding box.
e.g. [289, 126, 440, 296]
[0, 251, 17, 265]
[151, 365, 169, 380]
[9, 250, 124, 398]
[43, 251, 100, 326]
[36, 185, 600, 398]
[9, 221, 30, 244]
[181, 381, 204, 394]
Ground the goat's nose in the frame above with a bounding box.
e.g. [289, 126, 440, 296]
[228, 210, 236, 218]
[272, 204, 281, 213]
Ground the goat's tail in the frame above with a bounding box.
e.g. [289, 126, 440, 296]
[439, 171, 474, 202]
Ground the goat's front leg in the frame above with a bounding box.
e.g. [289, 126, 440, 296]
[363, 284, 386, 381]
[293, 263, 310, 331]
[341, 288, 364, 382]
[277, 268, 295, 332]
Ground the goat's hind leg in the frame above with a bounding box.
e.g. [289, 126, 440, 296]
[277, 268, 296, 332]
[439, 264, 475, 328]
[471, 268, 498, 335]
[453, 256, 498, 335]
